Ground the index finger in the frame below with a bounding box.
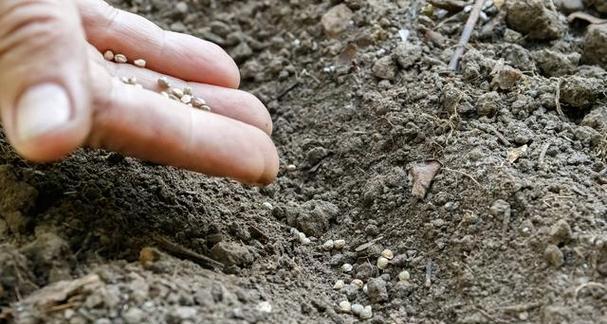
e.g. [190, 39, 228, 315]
[77, 0, 240, 88]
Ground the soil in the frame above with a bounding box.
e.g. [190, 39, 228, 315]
[2, 0, 607, 323]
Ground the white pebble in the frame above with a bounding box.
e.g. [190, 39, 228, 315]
[322, 240, 334, 251]
[351, 304, 364, 316]
[262, 202, 274, 210]
[338, 301, 351, 313]
[381, 249, 394, 260]
[360, 305, 373, 319]
[398, 270, 410, 282]
[333, 280, 345, 290]
[377, 256, 389, 269]
[351, 279, 364, 289]
[341, 263, 353, 273]
[334, 239, 346, 250]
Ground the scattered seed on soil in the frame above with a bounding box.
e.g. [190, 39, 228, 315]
[321, 240, 334, 251]
[114, 54, 128, 64]
[351, 304, 364, 316]
[381, 249, 394, 260]
[157, 77, 171, 89]
[103, 50, 114, 61]
[134, 59, 147, 68]
[338, 300, 351, 313]
[341, 263, 353, 273]
[286, 164, 297, 171]
[333, 280, 345, 290]
[398, 270, 411, 282]
[363, 284, 368, 294]
[333, 239, 346, 250]
[351, 279, 364, 289]
[261, 202, 273, 210]
[377, 256, 389, 269]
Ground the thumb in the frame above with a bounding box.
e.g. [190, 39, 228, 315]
[0, 0, 92, 162]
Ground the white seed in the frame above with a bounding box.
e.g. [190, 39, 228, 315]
[341, 263, 353, 273]
[200, 104, 212, 112]
[262, 202, 273, 210]
[360, 305, 373, 319]
[398, 270, 411, 282]
[170, 88, 184, 98]
[180, 95, 192, 104]
[290, 228, 300, 235]
[363, 284, 368, 294]
[333, 280, 345, 290]
[381, 249, 394, 260]
[191, 97, 207, 108]
[114, 54, 128, 64]
[351, 304, 364, 316]
[158, 77, 171, 89]
[183, 86, 193, 96]
[103, 50, 114, 61]
[298, 232, 310, 245]
[321, 240, 334, 251]
[333, 239, 346, 250]
[377, 256, 389, 269]
[338, 301, 351, 313]
[286, 164, 297, 171]
[134, 59, 147, 68]
[351, 279, 364, 289]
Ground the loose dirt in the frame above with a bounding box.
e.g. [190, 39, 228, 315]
[1, 0, 607, 323]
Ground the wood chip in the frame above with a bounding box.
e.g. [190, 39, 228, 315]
[114, 54, 128, 64]
[409, 160, 442, 200]
[134, 59, 147, 68]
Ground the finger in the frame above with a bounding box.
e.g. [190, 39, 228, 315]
[0, 0, 92, 162]
[105, 60, 272, 135]
[76, 0, 240, 88]
[88, 79, 279, 185]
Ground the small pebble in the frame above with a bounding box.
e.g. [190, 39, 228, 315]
[262, 202, 273, 210]
[338, 301, 351, 313]
[351, 279, 364, 289]
[334, 239, 346, 250]
[103, 50, 114, 61]
[377, 256, 389, 269]
[341, 263, 353, 273]
[158, 77, 171, 89]
[398, 270, 411, 282]
[381, 249, 394, 260]
[114, 54, 128, 64]
[360, 305, 373, 319]
[322, 240, 335, 251]
[351, 304, 364, 316]
[134, 59, 147, 68]
[333, 280, 345, 290]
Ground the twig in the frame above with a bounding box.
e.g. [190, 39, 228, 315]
[154, 236, 224, 270]
[539, 142, 551, 167]
[574, 282, 607, 299]
[425, 259, 433, 287]
[448, 0, 486, 70]
[555, 78, 565, 119]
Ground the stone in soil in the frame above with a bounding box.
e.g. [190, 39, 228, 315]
[559, 76, 604, 108]
[532, 49, 580, 77]
[367, 278, 388, 303]
[582, 24, 607, 69]
[372, 56, 397, 80]
[285, 200, 339, 236]
[544, 244, 565, 268]
[549, 219, 572, 245]
[321, 4, 354, 36]
[505, 0, 566, 40]
[476, 91, 500, 116]
[210, 241, 253, 267]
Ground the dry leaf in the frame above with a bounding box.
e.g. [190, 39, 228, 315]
[410, 160, 442, 199]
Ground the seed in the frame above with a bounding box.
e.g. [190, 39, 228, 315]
[351, 279, 364, 289]
[381, 249, 394, 260]
[377, 256, 389, 269]
[363, 284, 368, 294]
[286, 164, 297, 171]
[338, 301, 351, 313]
[200, 104, 212, 112]
[103, 50, 114, 61]
[262, 202, 273, 210]
[180, 95, 192, 104]
[170, 88, 184, 98]
[321, 240, 334, 251]
[191, 97, 207, 108]
[360, 305, 373, 319]
[158, 77, 171, 89]
[333, 239, 346, 250]
[398, 270, 410, 282]
[298, 232, 311, 245]
[333, 280, 345, 290]
[351, 304, 364, 316]
[183, 86, 193, 96]
[114, 54, 128, 64]
[134, 59, 147, 68]
[341, 263, 353, 273]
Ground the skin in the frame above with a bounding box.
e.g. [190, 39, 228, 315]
[0, 0, 279, 185]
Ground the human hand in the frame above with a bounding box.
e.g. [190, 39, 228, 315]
[0, 0, 279, 185]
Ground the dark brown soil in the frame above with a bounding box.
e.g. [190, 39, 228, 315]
[2, 0, 607, 323]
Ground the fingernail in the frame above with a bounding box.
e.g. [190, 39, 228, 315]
[16, 83, 71, 142]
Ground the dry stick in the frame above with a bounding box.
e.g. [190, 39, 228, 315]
[448, 0, 486, 70]
[554, 78, 565, 119]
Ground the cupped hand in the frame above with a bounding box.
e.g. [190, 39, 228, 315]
[0, 0, 279, 185]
